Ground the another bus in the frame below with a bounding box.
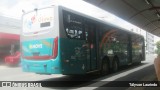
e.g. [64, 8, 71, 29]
[21, 5, 145, 75]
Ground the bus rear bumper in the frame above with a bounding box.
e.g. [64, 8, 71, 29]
[21, 59, 61, 74]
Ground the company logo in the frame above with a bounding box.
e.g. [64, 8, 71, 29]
[31, 15, 36, 24]
[1, 82, 42, 87]
[29, 44, 43, 49]
[2, 82, 11, 87]
[24, 15, 36, 30]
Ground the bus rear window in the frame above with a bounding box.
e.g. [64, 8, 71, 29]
[22, 7, 54, 34]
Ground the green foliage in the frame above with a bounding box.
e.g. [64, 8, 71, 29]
[156, 41, 160, 55]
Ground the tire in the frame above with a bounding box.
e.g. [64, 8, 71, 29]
[101, 60, 109, 75]
[112, 59, 119, 72]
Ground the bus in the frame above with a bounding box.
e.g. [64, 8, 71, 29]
[21, 5, 145, 75]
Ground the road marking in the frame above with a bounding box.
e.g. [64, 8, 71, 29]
[77, 63, 153, 90]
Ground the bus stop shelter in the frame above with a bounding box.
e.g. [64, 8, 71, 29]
[84, 0, 160, 37]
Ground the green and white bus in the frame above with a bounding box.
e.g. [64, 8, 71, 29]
[21, 5, 145, 75]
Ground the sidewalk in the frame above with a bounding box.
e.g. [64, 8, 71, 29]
[129, 54, 160, 90]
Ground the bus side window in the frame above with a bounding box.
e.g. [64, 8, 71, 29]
[63, 10, 85, 40]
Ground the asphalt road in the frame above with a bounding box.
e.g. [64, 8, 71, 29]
[0, 54, 159, 90]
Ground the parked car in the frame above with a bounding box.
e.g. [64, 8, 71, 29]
[5, 51, 20, 65]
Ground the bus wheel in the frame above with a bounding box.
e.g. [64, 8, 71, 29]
[101, 61, 109, 75]
[112, 59, 119, 72]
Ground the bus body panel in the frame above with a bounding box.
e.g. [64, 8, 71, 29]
[58, 7, 88, 74]
[60, 38, 86, 74]
[22, 59, 61, 74]
[22, 38, 53, 57]
[21, 6, 62, 74]
[21, 37, 62, 74]
[59, 8, 99, 74]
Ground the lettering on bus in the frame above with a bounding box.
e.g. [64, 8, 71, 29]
[31, 15, 53, 24]
[37, 17, 53, 23]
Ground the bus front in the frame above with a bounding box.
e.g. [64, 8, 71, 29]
[21, 6, 61, 74]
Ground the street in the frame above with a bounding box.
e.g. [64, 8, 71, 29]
[0, 54, 159, 90]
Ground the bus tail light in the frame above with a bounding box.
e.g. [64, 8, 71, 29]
[53, 37, 58, 58]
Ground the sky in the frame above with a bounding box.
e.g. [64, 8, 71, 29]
[0, 0, 159, 42]
[0, 0, 53, 18]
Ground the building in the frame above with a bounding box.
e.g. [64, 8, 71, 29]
[0, 15, 20, 60]
[146, 32, 154, 54]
